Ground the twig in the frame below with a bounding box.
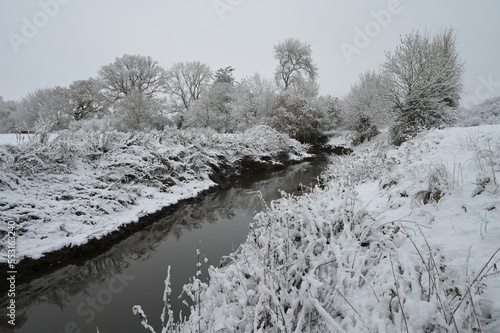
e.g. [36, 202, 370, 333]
[448, 248, 500, 326]
[335, 288, 361, 319]
[389, 254, 410, 333]
[311, 298, 347, 333]
[132, 305, 157, 333]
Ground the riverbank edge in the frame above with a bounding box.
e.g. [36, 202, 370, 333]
[0, 149, 329, 283]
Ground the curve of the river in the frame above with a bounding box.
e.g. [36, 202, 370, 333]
[1, 155, 334, 333]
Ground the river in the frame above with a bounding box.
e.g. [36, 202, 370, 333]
[2, 155, 334, 333]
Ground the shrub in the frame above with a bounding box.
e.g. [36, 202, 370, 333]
[351, 115, 379, 146]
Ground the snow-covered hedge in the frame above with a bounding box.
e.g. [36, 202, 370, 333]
[140, 124, 500, 332]
[0, 125, 310, 262]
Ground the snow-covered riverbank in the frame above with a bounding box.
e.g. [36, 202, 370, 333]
[0, 125, 310, 263]
[150, 123, 500, 332]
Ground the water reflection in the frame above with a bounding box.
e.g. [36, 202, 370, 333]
[1, 155, 333, 332]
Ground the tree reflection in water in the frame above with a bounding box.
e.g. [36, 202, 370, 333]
[0, 155, 333, 333]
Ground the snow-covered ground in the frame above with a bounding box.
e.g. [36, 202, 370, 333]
[0, 133, 58, 146]
[1, 113, 499, 332]
[0, 134, 21, 146]
[0, 125, 310, 262]
[140, 122, 500, 332]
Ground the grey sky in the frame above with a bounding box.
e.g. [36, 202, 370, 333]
[1, 0, 499, 107]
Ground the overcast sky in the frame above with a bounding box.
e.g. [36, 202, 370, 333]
[1, 0, 499, 107]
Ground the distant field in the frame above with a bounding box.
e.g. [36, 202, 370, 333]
[0, 133, 57, 146]
[0, 134, 26, 146]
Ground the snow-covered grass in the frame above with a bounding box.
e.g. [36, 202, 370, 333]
[137, 123, 500, 332]
[0, 125, 310, 262]
[457, 96, 500, 127]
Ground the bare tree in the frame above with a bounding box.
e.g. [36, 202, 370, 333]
[164, 61, 212, 127]
[99, 54, 167, 102]
[98, 55, 168, 129]
[274, 38, 318, 91]
[165, 61, 212, 109]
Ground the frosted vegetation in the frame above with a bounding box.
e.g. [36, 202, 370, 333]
[134, 123, 500, 333]
[1, 27, 499, 331]
[0, 124, 309, 261]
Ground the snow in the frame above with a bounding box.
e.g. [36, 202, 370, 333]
[457, 96, 500, 127]
[149, 122, 499, 332]
[0, 133, 58, 146]
[2, 113, 499, 331]
[325, 131, 352, 149]
[0, 134, 20, 146]
[0, 125, 310, 262]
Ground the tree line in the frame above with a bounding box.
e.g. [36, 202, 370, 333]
[0, 28, 465, 145]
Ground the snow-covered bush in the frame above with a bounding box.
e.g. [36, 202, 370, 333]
[341, 70, 393, 132]
[270, 93, 328, 145]
[350, 114, 379, 146]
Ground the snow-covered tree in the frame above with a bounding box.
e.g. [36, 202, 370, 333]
[99, 55, 168, 130]
[271, 39, 328, 143]
[343, 70, 392, 129]
[213, 66, 235, 85]
[271, 92, 322, 144]
[113, 89, 166, 131]
[242, 73, 277, 117]
[20, 86, 72, 131]
[165, 61, 212, 127]
[185, 72, 278, 133]
[183, 93, 212, 129]
[274, 38, 318, 91]
[312, 95, 341, 131]
[67, 78, 108, 121]
[270, 90, 338, 145]
[341, 71, 392, 145]
[99, 54, 167, 103]
[184, 67, 237, 132]
[210, 67, 236, 120]
[227, 73, 278, 131]
[0, 97, 19, 133]
[382, 28, 465, 144]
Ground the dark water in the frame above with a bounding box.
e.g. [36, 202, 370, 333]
[1, 155, 333, 333]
